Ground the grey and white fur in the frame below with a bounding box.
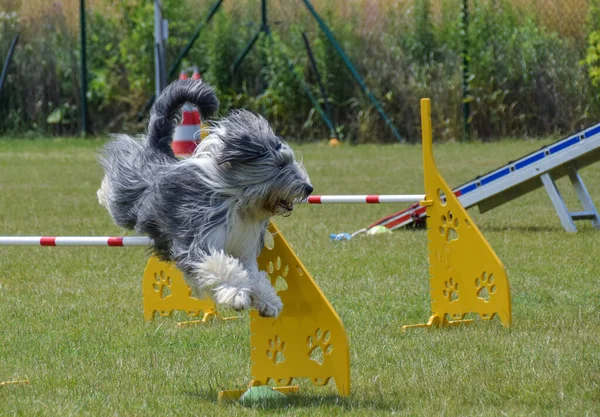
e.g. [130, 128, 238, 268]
[97, 79, 313, 317]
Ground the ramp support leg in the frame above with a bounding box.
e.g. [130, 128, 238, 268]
[541, 172, 577, 232]
[567, 164, 600, 229]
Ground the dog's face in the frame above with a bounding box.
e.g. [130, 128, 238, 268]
[206, 110, 313, 219]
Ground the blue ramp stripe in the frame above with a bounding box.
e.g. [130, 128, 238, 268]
[550, 136, 579, 154]
[481, 167, 511, 185]
[515, 152, 545, 169]
[458, 183, 478, 195]
[584, 124, 600, 139]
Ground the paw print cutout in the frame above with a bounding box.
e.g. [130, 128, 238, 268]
[263, 230, 275, 250]
[307, 328, 333, 365]
[439, 210, 459, 242]
[437, 188, 447, 206]
[266, 335, 286, 364]
[475, 272, 496, 302]
[152, 271, 172, 299]
[443, 277, 459, 302]
[266, 256, 289, 293]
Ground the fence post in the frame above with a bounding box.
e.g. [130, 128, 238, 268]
[0, 34, 19, 97]
[461, 0, 471, 141]
[79, 0, 88, 135]
[154, 0, 167, 96]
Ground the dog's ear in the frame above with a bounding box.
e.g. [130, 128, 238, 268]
[214, 109, 280, 165]
[216, 137, 269, 165]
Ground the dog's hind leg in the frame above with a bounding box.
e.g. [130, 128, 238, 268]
[181, 250, 252, 311]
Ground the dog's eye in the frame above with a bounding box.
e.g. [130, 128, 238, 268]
[278, 163, 286, 170]
[275, 142, 283, 151]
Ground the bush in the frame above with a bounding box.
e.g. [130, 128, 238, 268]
[468, 0, 591, 138]
[0, 0, 597, 142]
[583, 0, 600, 114]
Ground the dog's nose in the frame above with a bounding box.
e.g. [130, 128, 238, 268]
[304, 184, 314, 195]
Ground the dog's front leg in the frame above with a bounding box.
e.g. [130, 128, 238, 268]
[177, 246, 253, 312]
[242, 257, 283, 318]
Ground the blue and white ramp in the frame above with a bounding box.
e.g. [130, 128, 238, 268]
[372, 123, 600, 232]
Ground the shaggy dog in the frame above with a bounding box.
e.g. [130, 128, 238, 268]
[97, 79, 313, 317]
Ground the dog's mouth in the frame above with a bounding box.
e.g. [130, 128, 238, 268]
[277, 199, 294, 212]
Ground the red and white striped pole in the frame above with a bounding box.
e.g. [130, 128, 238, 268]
[0, 236, 152, 246]
[0, 195, 424, 245]
[306, 194, 424, 204]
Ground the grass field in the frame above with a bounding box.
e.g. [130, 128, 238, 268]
[0, 138, 599, 416]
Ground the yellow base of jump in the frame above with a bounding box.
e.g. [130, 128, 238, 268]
[141, 98, 511, 400]
[0, 380, 29, 387]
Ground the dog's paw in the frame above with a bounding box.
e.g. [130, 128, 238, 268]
[229, 290, 251, 311]
[252, 294, 283, 318]
[212, 285, 251, 311]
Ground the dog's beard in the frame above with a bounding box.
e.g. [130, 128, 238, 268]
[239, 191, 302, 219]
[273, 194, 304, 216]
[265, 185, 309, 217]
[230, 174, 309, 219]
[276, 199, 295, 213]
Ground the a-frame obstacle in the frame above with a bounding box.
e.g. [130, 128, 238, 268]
[140, 99, 511, 399]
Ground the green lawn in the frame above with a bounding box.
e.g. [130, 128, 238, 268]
[0, 138, 599, 416]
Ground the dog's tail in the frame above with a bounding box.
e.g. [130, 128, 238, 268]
[98, 80, 218, 230]
[147, 79, 219, 158]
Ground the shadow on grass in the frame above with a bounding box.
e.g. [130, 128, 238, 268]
[184, 389, 402, 411]
[283, 393, 401, 411]
[482, 224, 564, 233]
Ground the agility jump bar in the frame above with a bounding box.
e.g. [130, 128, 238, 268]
[306, 194, 424, 204]
[0, 236, 153, 246]
[0, 195, 425, 246]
